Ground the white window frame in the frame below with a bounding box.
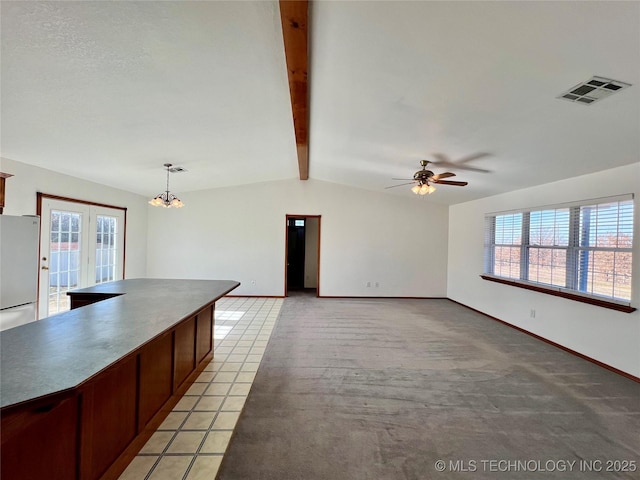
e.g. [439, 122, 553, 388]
[37, 193, 127, 318]
[483, 194, 635, 312]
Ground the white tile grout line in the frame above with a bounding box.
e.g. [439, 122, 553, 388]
[118, 297, 282, 480]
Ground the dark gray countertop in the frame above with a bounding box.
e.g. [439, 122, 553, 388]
[0, 278, 239, 409]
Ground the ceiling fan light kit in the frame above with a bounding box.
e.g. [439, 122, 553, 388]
[411, 183, 436, 195]
[149, 163, 185, 208]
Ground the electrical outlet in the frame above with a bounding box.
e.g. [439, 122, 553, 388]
[375, 282, 379, 288]
[251, 280, 256, 285]
[530, 309, 536, 318]
[366, 281, 371, 287]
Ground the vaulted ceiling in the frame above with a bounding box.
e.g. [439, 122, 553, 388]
[1, 1, 638, 205]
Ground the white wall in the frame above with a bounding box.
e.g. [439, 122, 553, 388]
[447, 163, 640, 377]
[146, 178, 449, 297]
[0, 157, 148, 278]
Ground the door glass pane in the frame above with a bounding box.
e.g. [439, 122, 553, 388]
[95, 215, 118, 284]
[49, 210, 82, 315]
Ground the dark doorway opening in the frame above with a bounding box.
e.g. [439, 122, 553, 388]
[287, 217, 306, 290]
[285, 215, 320, 297]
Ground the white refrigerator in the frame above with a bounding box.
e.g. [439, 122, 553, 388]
[0, 215, 40, 331]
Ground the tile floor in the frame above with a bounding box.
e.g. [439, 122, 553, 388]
[118, 296, 282, 480]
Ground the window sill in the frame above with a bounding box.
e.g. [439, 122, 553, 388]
[480, 275, 636, 313]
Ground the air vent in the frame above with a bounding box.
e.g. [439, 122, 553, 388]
[558, 76, 631, 105]
[168, 166, 187, 173]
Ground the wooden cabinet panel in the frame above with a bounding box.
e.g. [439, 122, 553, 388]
[81, 356, 137, 480]
[1, 394, 78, 480]
[69, 293, 122, 310]
[174, 316, 196, 390]
[138, 332, 173, 430]
[196, 305, 214, 363]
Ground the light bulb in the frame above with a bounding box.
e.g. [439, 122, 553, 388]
[419, 184, 429, 195]
[411, 185, 421, 194]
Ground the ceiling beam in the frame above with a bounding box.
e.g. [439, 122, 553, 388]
[279, 0, 309, 180]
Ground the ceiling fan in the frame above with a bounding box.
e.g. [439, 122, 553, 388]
[385, 160, 468, 195]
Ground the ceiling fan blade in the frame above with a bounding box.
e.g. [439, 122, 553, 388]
[430, 153, 452, 165]
[384, 182, 416, 189]
[448, 165, 491, 173]
[455, 152, 491, 164]
[430, 152, 491, 173]
[391, 178, 414, 181]
[431, 172, 455, 181]
[434, 180, 468, 186]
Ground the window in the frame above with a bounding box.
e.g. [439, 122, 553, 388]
[37, 194, 126, 318]
[488, 213, 522, 280]
[484, 195, 634, 310]
[528, 208, 570, 288]
[95, 214, 120, 284]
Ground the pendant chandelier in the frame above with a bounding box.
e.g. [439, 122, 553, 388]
[149, 163, 184, 208]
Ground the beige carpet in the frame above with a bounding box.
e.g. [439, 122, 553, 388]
[217, 296, 640, 479]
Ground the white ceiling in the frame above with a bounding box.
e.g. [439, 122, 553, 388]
[1, 1, 639, 205]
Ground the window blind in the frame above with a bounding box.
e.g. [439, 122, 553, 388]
[484, 194, 634, 304]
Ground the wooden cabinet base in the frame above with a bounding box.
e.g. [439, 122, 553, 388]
[138, 332, 173, 431]
[99, 350, 213, 480]
[1, 303, 216, 480]
[80, 356, 138, 480]
[1, 394, 79, 480]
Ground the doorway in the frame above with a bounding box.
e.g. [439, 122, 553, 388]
[285, 215, 320, 296]
[37, 195, 126, 318]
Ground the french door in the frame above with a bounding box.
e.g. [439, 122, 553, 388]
[38, 198, 125, 318]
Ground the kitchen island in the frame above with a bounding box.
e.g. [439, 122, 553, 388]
[0, 278, 239, 480]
